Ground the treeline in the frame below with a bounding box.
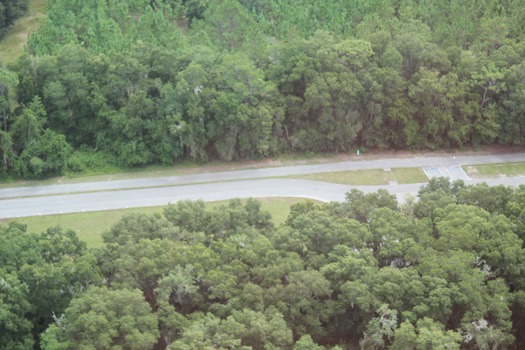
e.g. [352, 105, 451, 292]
[2, 179, 525, 349]
[0, 0, 28, 38]
[1, 0, 525, 179]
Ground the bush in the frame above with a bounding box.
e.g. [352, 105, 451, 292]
[17, 130, 72, 179]
[66, 149, 119, 175]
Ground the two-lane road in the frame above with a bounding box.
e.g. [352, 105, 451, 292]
[2, 152, 525, 199]
[1, 152, 525, 219]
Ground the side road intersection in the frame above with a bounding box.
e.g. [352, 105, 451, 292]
[1, 152, 525, 219]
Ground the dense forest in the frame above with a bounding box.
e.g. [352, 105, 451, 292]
[0, 0, 525, 179]
[1, 179, 525, 349]
[3, 2, 525, 349]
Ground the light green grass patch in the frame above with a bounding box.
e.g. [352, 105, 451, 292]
[0, 0, 46, 64]
[391, 167, 428, 184]
[290, 169, 390, 185]
[255, 197, 313, 224]
[3, 197, 313, 247]
[5, 206, 164, 247]
[287, 167, 427, 185]
[465, 162, 525, 178]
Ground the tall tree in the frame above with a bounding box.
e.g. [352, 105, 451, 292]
[41, 287, 159, 350]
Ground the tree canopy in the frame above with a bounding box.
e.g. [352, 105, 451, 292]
[2, 182, 525, 348]
[1, 0, 525, 178]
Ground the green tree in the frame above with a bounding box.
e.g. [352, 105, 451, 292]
[457, 183, 513, 214]
[163, 199, 211, 234]
[0, 129, 14, 180]
[171, 312, 246, 349]
[326, 189, 398, 223]
[41, 286, 159, 350]
[0, 66, 18, 131]
[293, 334, 328, 349]
[192, 0, 265, 56]
[498, 62, 525, 145]
[17, 129, 72, 179]
[0, 270, 34, 350]
[156, 265, 199, 306]
[10, 95, 46, 152]
[102, 212, 179, 246]
[391, 318, 461, 350]
[0, 223, 100, 346]
[280, 269, 333, 339]
[360, 304, 397, 349]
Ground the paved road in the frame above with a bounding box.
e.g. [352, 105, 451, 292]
[1, 152, 525, 199]
[1, 153, 525, 219]
[0, 179, 347, 218]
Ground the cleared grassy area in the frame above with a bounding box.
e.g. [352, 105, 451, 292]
[465, 162, 525, 178]
[287, 167, 427, 185]
[6, 207, 163, 247]
[0, 0, 46, 64]
[2, 197, 313, 247]
[391, 167, 428, 184]
[290, 169, 389, 185]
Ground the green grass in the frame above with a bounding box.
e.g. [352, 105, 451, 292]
[391, 167, 428, 184]
[7, 207, 164, 247]
[0, 152, 418, 189]
[465, 162, 525, 178]
[290, 169, 390, 185]
[287, 167, 428, 185]
[0, 156, 339, 189]
[0, 0, 46, 65]
[2, 197, 314, 247]
[0, 0, 46, 109]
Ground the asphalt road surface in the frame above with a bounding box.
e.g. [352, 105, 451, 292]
[1, 153, 525, 219]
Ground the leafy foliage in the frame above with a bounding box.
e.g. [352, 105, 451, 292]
[0, 222, 100, 347]
[2, 183, 525, 348]
[41, 287, 159, 350]
[1, 0, 525, 178]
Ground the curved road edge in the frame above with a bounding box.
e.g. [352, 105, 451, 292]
[3, 176, 525, 220]
[0, 179, 416, 219]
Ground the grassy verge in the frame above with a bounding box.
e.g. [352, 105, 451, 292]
[7, 207, 164, 247]
[286, 167, 427, 185]
[0, 0, 46, 64]
[465, 162, 525, 178]
[2, 197, 313, 247]
[391, 167, 428, 184]
[1, 145, 518, 188]
[0, 155, 355, 188]
[0, 154, 393, 189]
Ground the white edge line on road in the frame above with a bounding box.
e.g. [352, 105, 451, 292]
[444, 167, 454, 179]
[422, 167, 431, 179]
[459, 165, 471, 180]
